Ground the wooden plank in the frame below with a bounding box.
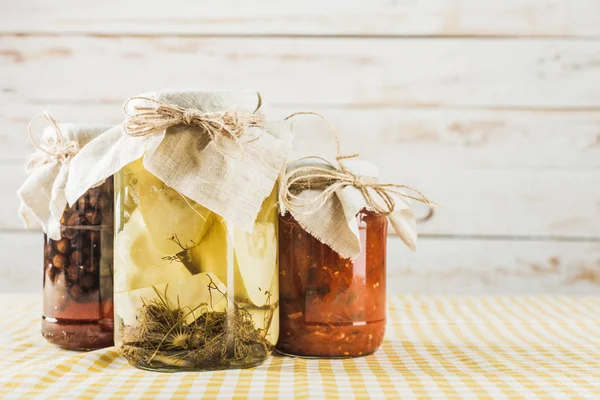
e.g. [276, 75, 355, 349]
[3, 232, 599, 294]
[2, 36, 600, 108]
[408, 169, 600, 238]
[1, 0, 599, 37]
[388, 237, 600, 295]
[0, 103, 124, 162]
[278, 107, 600, 169]
[5, 164, 34, 230]
[5, 103, 600, 167]
[6, 163, 600, 237]
[0, 231, 42, 293]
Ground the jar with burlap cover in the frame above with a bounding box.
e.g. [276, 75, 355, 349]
[66, 90, 289, 372]
[276, 112, 435, 358]
[18, 113, 115, 351]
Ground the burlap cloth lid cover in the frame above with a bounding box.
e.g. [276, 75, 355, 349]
[17, 113, 111, 240]
[65, 90, 289, 230]
[279, 113, 435, 259]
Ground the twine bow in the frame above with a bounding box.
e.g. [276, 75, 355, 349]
[123, 96, 265, 154]
[280, 112, 436, 216]
[26, 112, 79, 173]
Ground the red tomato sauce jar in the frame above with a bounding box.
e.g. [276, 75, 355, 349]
[276, 209, 387, 357]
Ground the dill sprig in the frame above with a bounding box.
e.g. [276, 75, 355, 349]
[161, 234, 195, 263]
[120, 276, 275, 371]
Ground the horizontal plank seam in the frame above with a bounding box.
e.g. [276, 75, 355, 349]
[6, 229, 600, 242]
[415, 233, 600, 242]
[6, 159, 600, 171]
[12, 99, 600, 113]
[2, 32, 600, 41]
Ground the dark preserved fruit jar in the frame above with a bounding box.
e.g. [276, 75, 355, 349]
[42, 177, 114, 350]
[277, 209, 387, 358]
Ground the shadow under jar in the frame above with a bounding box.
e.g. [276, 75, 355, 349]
[277, 209, 387, 358]
[42, 177, 114, 350]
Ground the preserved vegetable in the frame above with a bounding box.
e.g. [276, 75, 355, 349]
[277, 209, 386, 357]
[114, 160, 279, 371]
[63, 90, 290, 371]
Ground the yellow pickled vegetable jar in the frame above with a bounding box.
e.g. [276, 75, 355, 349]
[114, 159, 279, 372]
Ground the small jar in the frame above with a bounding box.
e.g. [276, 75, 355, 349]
[42, 177, 114, 350]
[114, 160, 279, 372]
[277, 209, 387, 357]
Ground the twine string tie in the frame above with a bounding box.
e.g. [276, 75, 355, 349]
[280, 112, 437, 216]
[123, 96, 265, 156]
[26, 112, 79, 173]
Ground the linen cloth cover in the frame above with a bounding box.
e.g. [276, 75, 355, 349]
[65, 90, 289, 231]
[282, 158, 417, 259]
[18, 124, 110, 240]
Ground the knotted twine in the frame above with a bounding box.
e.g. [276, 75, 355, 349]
[280, 112, 436, 215]
[279, 112, 436, 258]
[18, 113, 110, 239]
[123, 96, 265, 155]
[26, 112, 79, 173]
[65, 90, 289, 232]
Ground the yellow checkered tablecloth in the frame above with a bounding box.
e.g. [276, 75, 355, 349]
[1, 294, 600, 399]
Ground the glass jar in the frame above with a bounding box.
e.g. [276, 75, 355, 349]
[42, 177, 114, 350]
[276, 209, 387, 357]
[114, 159, 279, 372]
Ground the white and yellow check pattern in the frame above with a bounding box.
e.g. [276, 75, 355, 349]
[1, 293, 600, 399]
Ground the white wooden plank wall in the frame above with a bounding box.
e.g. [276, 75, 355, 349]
[1, 0, 599, 294]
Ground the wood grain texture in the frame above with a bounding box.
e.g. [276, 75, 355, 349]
[6, 162, 600, 237]
[407, 169, 600, 238]
[0, 103, 124, 162]
[1, 0, 599, 37]
[2, 36, 600, 108]
[5, 103, 600, 167]
[389, 237, 600, 295]
[3, 233, 598, 294]
[276, 107, 600, 169]
[0, 231, 41, 293]
[2, 1, 599, 295]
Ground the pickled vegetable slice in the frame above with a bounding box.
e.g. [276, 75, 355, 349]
[256, 186, 278, 223]
[185, 217, 228, 284]
[232, 222, 277, 307]
[137, 168, 214, 255]
[181, 216, 277, 308]
[114, 208, 192, 292]
[234, 187, 278, 307]
[245, 264, 280, 345]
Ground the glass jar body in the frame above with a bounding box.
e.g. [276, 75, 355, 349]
[42, 177, 114, 350]
[114, 160, 279, 372]
[277, 210, 387, 357]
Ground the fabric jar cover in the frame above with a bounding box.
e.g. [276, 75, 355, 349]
[65, 90, 290, 231]
[18, 120, 111, 240]
[280, 158, 418, 259]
